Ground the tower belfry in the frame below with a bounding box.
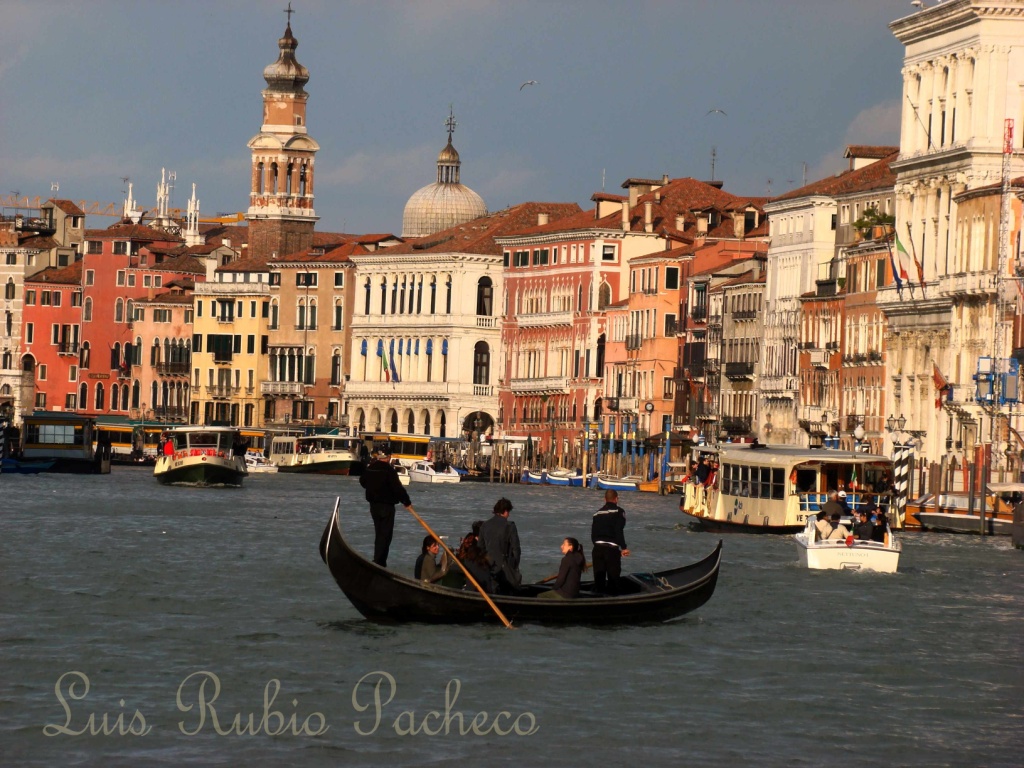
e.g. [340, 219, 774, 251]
[246, 9, 320, 260]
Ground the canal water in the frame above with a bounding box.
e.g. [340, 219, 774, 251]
[1, 470, 1021, 767]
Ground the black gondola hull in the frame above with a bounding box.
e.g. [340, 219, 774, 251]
[319, 502, 721, 625]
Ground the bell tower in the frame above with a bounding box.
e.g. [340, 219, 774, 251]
[246, 6, 319, 260]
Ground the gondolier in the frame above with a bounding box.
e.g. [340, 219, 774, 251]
[359, 442, 412, 567]
[592, 490, 630, 594]
[478, 498, 521, 594]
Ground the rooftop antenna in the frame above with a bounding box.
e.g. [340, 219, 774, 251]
[766, 178, 773, 196]
[51, 182, 60, 193]
[710, 146, 717, 182]
[802, 162, 808, 186]
[601, 168, 606, 191]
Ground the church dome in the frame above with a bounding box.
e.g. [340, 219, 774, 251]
[401, 115, 487, 238]
[263, 23, 309, 94]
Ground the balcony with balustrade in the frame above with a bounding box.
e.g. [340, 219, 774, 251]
[156, 361, 190, 376]
[938, 270, 996, 299]
[625, 334, 642, 350]
[57, 341, 79, 356]
[509, 376, 569, 395]
[721, 415, 752, 434]
[516, 311, 574, 328]
[260, 381, 305, 396]
[724, 361, 755, 380]
[207, 384, 239, 399]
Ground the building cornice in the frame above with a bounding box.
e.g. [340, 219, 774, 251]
[494, 228, 643, 248]
[349, 252, 500, 267]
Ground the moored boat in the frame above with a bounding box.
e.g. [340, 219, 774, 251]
[393, 461, 411, 486]
[545, 468, 581, 486]
[1, 457, 57, 474]
[911, 482, 1020, 536]
[521, 469, 545, 484]
[793, 518, 901, 573]
[588, 474, 640, 492]
[268, 434, 361, 475]
[18, 412, 111, 474]
[245, 454, 278, 474]
[318, 499, 722, 625]
[409, 460, 461, 484]
[154, 427, 247, 487]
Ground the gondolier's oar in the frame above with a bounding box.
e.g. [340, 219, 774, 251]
[405, 505, 514, 630]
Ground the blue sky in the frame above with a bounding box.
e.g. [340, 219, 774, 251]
[1, 0, 910, 235]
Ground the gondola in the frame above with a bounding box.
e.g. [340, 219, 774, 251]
[318, 500, 722, 625]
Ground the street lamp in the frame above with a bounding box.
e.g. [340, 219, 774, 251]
[853, 422, 867, 453]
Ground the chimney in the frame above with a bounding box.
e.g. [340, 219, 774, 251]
[753, 260, 762, 281]
[696, 216, 708, 235]
[628, 186, 639, 209]
[621, 201, 630, 232]
[733, 213, 744, 238]
[675, 214, 685, 231]
[661, 174, 669, 185]
[644, 201, 653, 233]
[654, 191, 661, 203]
[537, 212, 549, 226]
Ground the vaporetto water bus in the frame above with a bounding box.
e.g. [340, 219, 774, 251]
[154, 426, 248, 487]
[268, 434, 362, 475]
[681, 444, 896, 534]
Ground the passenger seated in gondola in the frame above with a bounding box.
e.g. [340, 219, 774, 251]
[453, 529, 494, 593]
[540, 537, 587, 599]
[414, 535, 451, 583]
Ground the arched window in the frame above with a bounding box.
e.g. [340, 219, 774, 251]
[95, 382, 105, 410]
[111, 342, 121, 370]
[122, 383, 129, 411]
[596, 334, 606, 375]
[80, 341, 90, 370]
[476, 277, 493, 316]
[132, 379, 140, 409]
[364, 277, 372, 315]
[270, 300, 279, 329]
[115, 298, 124, 323]
[331, 351, 342, 386]
[439, 411, 447, 438]
[390, 410, 399, 432]
[79, 383, 88, 409]
[152, 381, 159, 409]
[406, 410, 415, 433]
[598, 283, 612, 310]
[126, 299, 134, 322]
[83, 297, 93, 322]
[1, 351, 10, 369]
[257, 161, 265, 194]
[429, 277, 437, 314]
[271, 162, 279, 194]
[423, 411, 431, 435]
[4, 278, 14, 300]
[308, 300, 317, 330]
[299, 163, 308, 196]
[286, 161, 293, 195]
[111, 384, 120, 411]
[380, 278, 387, 315]
[473, 341, 490, 385]
[4, 310, 11, 336]
[445, 276, 452, 313]
[333, 299, 343, 330]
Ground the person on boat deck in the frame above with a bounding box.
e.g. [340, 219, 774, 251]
[837, 486, 851, 515]
[414, 535, 451, 583]
[478, 498, 522, 594]
[871, 512, 889, 543]
[592, 489, 630, 594]
[861, 494, 879, 521]
[359, 443, 413, 568]
[822, 512, 851, 541]
[540, 537, 587, 599]
[822, 490, 845, 520]
[853, 511, 874, 541]
[705, 460, 719, 488]
[814, 510, 831, 540]
[695, 457, 710, 485]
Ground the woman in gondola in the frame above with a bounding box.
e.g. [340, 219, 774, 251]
[540, 537, 587, 599]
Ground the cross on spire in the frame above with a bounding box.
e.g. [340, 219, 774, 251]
[284, 2, 294, 25]
[445, 105, 457, 143]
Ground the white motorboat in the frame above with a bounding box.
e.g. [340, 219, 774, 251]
[268, 434, 361, 475]
[408, 460, 461, 484]
[794, 519, 901, 573]
[245, 454, 278, 474]
[393, 461, 411, 486]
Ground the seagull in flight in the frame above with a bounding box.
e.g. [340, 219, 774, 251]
[706, 108, 727, 116]
[520, 80, 539, 91]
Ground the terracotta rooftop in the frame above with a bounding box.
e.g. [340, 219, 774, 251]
[845, 145, 899, 160]
[47, 199, 86, 216]
[770, 151, 899, 203]
[85, 223, 183, 242]
[382, 202, 583, 256]
[26, 260, 83, 285]
[272, 241, 369, 264]
[156, 254, 206, 274]
[18, 234, 59, 249]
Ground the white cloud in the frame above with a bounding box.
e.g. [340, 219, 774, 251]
[805, 99, 901, 183]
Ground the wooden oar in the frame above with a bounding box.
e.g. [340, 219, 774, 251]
[405, 505, 514, 630]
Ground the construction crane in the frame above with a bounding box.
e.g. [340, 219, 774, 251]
[0, 194, 243, 223]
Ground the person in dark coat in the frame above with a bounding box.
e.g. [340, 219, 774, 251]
[540, 537, 587, 599]
[591, 489, 630, 594]
[853, 511, 874, 541]
[871, 512, 889, 543]
[358, 443, 412, 567]
[478, 498, 521, 594]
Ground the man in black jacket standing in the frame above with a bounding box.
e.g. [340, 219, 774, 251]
[358, 443, 412, 567]
[478, 497, 521, 594]
[591, 489, 630, 594]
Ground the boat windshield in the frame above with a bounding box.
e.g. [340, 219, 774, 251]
[172, 431, 233, 451]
